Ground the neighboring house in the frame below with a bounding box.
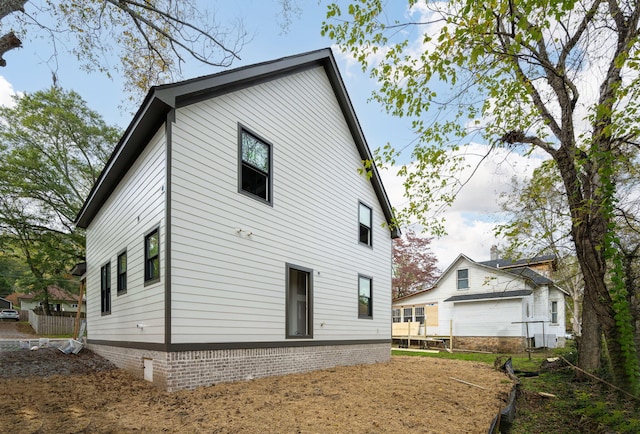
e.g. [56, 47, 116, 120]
[16, 286, 86, 314]
[0, 297, 11, 309]
[392, 253, 568, 353]
[75, 48, 398, 392]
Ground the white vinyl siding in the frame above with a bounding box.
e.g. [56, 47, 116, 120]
[169, 66, 392, 343]
[85, 128, 167, 343]
[453, 299, 523, 337]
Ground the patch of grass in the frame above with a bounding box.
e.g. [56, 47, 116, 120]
[15, 322, 37, 335]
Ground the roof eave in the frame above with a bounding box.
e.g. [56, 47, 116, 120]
[74, 48, 398, 235]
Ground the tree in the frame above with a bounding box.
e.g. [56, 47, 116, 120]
[392, 229, 440, 299]
[498, 162, 585, 337]
[0, 254, 27, 298]
[323, 0, 640, 392]
[0, 87, 119, 314]
[0, 1, 248, 98]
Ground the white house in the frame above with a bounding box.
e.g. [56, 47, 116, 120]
[15, 286, 86, 314]
[392, 253, 568, 353]
[75, 49, 398, 391]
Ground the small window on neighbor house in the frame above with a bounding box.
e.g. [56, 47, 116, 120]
[414, 306, 425, 324]
[240, 128, 271, 203]
[359, 202, 372, 246]
[551, 301, 558, 324]
[403, 307, 413, 322]
[145, 228, 160, 284]
[457, 269, 469, 289]
[117, 251, 127, 294]
[100, 262, 111, 315]
[392, 308, 401, 323]
[358, 275, 373, 318]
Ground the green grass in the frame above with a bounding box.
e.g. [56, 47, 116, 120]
[392, 345, 640, 433]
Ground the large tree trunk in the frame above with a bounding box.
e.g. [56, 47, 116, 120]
[555, 142, 633, 385]
[621, 250, 640, 367]
[578, 293, 601, 372]
[573, 216, 634, 388]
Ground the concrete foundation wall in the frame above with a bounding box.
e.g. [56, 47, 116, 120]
[89, 342, 390, 392]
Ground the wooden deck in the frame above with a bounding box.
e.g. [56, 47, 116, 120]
[392, 321, 452, 351]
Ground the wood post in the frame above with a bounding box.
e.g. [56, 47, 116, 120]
[73, 279, 85, 340]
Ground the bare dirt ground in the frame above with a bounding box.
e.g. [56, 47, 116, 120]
[0, 329, 514, 433]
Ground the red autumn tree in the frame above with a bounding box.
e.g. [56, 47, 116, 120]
[392, 230, 440, 299]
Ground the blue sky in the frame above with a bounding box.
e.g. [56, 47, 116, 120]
[0, 1, 541, 268]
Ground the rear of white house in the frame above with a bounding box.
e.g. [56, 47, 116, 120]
[76, 49, 398, 391]
[392, 254, 568, 353]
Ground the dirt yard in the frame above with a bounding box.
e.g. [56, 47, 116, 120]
[0, 345, 514, 433]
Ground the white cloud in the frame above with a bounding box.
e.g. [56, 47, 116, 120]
[0, 76, 19, 107]
[380, 142, 547, 269]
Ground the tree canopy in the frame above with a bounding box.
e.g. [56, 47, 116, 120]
[392, 229, 440, 299]
[0, 1, 248, 98]
[0, 87, 119, 313]
[323, 0, 640, 392]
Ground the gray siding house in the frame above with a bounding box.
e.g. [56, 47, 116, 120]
[75, 49, 398, 391]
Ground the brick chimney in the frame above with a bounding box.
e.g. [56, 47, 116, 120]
[490, 245, 500, 261]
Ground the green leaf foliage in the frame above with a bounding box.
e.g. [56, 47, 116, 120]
[324, 0, 640, 392]
[0, 87, 119, 300]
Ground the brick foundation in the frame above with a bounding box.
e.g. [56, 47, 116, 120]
[453, 336, 526, 353]
[88, 342, 390, 392]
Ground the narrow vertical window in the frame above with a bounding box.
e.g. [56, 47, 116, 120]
[358, 275, 373, 319]
[403, 307, 412, 322]
[551, 301, 558, 324]
[286, 264, 313, 338]
[239, 128, 272, 203]
[145, 228, 160, 284]
[414, 306, 425, 324]
[359, 202, 372, 246]
[100, 262, 111, 315]
[457, 269, 469, 289]
[392, 308, 401, 323]
[117, 251, 127, 295]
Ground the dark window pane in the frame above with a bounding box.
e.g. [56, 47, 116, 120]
[358, 276, 372, 318]
[242, 164, 268, 199]
[117, 252, 127, 293]
[147, 232, 159, 257]
[359, 224, 370, 244]
[457, 269, 469, 289]
[145, 229, 160, 282]
[359, 203, 372, 246]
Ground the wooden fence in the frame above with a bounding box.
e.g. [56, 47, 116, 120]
[28, 310, 77, 335]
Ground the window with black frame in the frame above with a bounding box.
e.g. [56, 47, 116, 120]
[240, 128, 271, 203]
[101, 262, 111, 314]
[358, 275, 373, 319]
[358, 202, 372, 246]
[145, 228, 160, 284]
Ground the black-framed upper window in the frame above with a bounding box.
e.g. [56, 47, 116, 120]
[100, 262, 111, 315]
[358, 275, 373, 319]
[457, 269, 469, 290]
[117, 250, 127, 295]
[286, 264, 313, 339]
[359, 202, 372, 246]
[239, 127, 272, 203]
[145, 228, 160, 284]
